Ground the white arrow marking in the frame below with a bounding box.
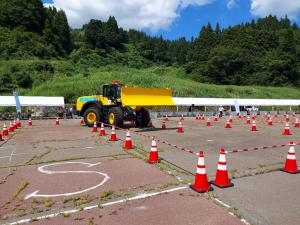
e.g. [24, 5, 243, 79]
[25, 161, 109, 200]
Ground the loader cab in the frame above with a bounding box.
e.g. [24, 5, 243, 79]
[103, 81, 123, 101]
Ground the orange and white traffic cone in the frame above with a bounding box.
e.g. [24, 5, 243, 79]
[280, 142, 299, 174]
[196, 114, 199, 120]
[190, 151, 213, 193]
[148, 137, 159, 163]
[124, 130, 133, 149]
[211, 148, 234, 188]
[268, 118, 273, 126]
[246, 117, 251, 124]
[214, 116, 218, 122]
[225, 120, 231, 128]
[9, 122, 14, 132]
[28, 117, 32, 126]
[80, 117, 85, 125]
[294, 118, 300, 128]
[2, 123, 8, 136]
[109, 125, 117, 141]
[251, 120, 257, 131]
[243, 113, 246, 119]
[13, 120, 17, 129]
[180, 114, 184, 121]
[238, 114, 242, 119]
[251, 114, 256, 120]
[274, 113, 278, 118]
[92, 121, 97, 132]
[206, 118, 212, 126]
[0, 133, 3, 142]
[99, 122, 105, 136]
[286, 115, 290, 122]
[178, 121, 183, 133]
[55, 117, 60, 126]
[165, 115, 169, 121]
[162, 121, 166, 129]
[17, 118, 21, 128]
[283, 123, 291, 135]
[292, 112, 296, 117]
[229, 115, 233, 123]
[201, 115, 205, 120]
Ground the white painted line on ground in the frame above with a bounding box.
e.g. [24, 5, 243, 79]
[25, 161, 109, 199]
[0, 153, 31, 159]
[82, 146, 93, 149]
[207, 140, 213, 142]
[7, 186, 188, 225]
[214, 197, 250, 225]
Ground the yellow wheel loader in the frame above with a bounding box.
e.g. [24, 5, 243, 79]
[76, 81, 175, 127]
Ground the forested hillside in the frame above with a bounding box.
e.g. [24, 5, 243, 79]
[0, 0, 300, 102]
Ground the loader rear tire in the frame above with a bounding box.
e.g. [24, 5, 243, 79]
[135, 108, 150, 128]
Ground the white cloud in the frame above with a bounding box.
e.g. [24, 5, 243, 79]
[250, 0, 300, 19]
[46, 0, 213, 31]
[227, 0, 237, 10]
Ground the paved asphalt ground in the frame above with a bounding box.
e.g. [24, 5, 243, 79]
[0, 115, 299, 225]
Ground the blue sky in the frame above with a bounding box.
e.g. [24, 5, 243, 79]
[43, 0, 300, 40]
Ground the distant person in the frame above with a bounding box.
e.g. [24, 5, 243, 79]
[218, 106, 224, 118]
[69, 107, 73, 118]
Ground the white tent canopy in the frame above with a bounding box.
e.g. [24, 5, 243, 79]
[172, 97, 300, 107]
[0, 96, 65, 107]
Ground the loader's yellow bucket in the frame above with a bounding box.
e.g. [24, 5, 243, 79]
[121, 87, 175, 107]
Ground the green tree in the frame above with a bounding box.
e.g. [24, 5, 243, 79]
[0, 0, 46, 33]
[84, 19, 106, 49]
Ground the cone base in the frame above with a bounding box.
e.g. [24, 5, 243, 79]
[210, 180, 234, 188]
[280, 168, 300, 174]
[190, 185, 213, 193]
[148, 159, 160, 164]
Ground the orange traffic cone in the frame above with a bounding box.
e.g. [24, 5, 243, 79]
[162, 121, 166, 129]
[294, 118, 300, 128]
[0, 133, 3, 142]
[55, 117, 60, 126]
[206, 118, 212, 126]
[280, 142, 299, 174]
[201, 115, 205, 120]
[13, 120, 17, 129]
[268, 118, 273, 126]
[190, 151, 213, 193]
[274, 113, 278, 118]
[9, 122, 14, 132]
[165, 115, 169, 121]
[229, 115, 233, 123]
[178, 121, 183, 133]
[17, 118, 21, 128]
[80, 117, 85, 125]
[283, 123, 291, 135]
[110, 125, 117, 141]
[99, 122, 105, 136]
[251, 114, 256, 120]
[214, 116, 218, 122]
[246, 117, 251, 124]
[238, 114, 242, 119]
[92, 121, 97, 132]
[243, 113, 246, 119]
[211, 149, 234, 188]
[286, 115, 290, 122]
[292, 112, 296, 117]
[251, 120, 257, 131]
[28, 117, 32, 126]
[148, 137, 159, 163]
[124, 130, 133, 149]
[196, 114, 199, 120]
[2, 123, 8, 136]
[180, 114, 184, 121]
[225, 120, 231, 128]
